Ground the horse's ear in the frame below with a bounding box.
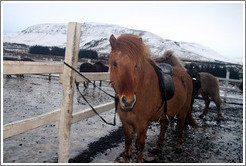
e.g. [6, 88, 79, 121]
[110, 34, 116, 49]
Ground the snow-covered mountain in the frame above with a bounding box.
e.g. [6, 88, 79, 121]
[3, 22, 241, 64]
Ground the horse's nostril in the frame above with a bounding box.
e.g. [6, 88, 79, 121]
[122, 96, 127, 104]
[131, 95, 136, 104]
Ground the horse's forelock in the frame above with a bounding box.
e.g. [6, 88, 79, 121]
[114, 34, 150, 63]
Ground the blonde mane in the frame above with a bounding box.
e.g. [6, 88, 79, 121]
[154, 50, 185, 70]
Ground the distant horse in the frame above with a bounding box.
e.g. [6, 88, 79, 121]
[196, 72, 223, 120]
[3, 57, 34, 78]
[156, 50, 222, 121]
[109, 34, 198, 163]
[94, 61, 109, 72]
[79, 61, 109, 88]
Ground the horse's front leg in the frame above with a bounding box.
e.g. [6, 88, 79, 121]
[135, 123, 148, 163]
[118, 123, 134, 163]
[151, 115, 169, 154]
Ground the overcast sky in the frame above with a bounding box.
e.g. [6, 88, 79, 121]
[1, 1, 244, 59]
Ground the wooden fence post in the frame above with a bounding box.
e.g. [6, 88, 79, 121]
[224, 69, 230, 101]
[58, 22, 81, 163]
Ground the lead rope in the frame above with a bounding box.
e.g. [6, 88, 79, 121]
[64, 62, 116, 99]
[64, 62, 118, 126]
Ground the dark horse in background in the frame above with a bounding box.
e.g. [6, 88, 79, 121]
[188, 63, 223, 121]
[3, 57, 34, 78]
[79, 61, 109, 88]
[155, 50, 223, 121]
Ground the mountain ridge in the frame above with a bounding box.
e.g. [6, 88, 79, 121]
[3, 22, 242, 65]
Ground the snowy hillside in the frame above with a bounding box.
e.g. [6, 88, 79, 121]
[3, 22, 241, 64]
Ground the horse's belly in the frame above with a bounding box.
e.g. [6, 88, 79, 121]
[166, 77, 190, 118]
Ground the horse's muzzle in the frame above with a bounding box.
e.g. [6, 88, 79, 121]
[119, 95, 136, 112]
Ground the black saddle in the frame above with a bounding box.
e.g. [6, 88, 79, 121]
[154, 63, 175, 101]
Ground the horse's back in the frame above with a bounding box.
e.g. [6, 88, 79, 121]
[199, 72, 221, 101]
[199, 72, 219, 91]
[79, 63, 97, 72]
[172, 67, 193, 88]
[200, 72, 218, 83]
[94, 61, 109, 72]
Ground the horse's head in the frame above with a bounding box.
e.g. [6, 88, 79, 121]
[109, 34, 148, 111]
[187, 63, 201, 95]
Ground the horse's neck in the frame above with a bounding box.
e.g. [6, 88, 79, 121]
[141, 59, 159, 88]
[140, 59, 162, 103]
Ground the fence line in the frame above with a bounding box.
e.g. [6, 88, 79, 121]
[3, 61, 64, 74]
[2, 22, 113, 163]
[3, 100, 115, 140]
[3, 109, 60, 139]
[59, 72, 109, 83]
[217, 71, 243, 101]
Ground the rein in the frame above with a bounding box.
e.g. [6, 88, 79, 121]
[63, 62, 118, 126]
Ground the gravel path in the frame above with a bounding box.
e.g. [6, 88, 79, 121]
[2, 75, 244, 163]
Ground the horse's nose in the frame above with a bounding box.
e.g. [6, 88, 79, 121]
[120, 95, 136, 111]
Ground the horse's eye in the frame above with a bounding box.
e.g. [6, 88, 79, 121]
[113, 62, 117, 67]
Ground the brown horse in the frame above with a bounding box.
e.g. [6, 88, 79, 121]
[156, 50, 223, 120]
[198, 72, 223, 120]
[109, 34, 198, 163]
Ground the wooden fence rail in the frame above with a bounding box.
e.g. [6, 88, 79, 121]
[3, 61, 64, 74]
[217, 71, 243, 101]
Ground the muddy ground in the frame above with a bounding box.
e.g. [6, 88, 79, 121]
[2, 74, 244, 164]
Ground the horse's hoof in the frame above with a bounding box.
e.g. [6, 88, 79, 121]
[137, 158, 144, 163]
[115, 156, 130, 163]
[115, 152, 131, 163]
[148, 148, 161, 155]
